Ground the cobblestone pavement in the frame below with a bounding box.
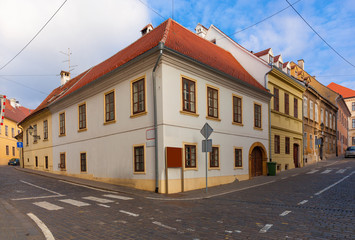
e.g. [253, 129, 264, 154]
[0, 157, 354, 239]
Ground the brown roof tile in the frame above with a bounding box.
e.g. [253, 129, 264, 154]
[327, 82, 355, 99]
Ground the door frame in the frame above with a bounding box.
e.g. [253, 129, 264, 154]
[248, 142, 267, 179]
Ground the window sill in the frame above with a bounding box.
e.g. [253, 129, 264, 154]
[206, 116, 221, 122]
[208, 167, 220, 170]
[232, 122, 243, 126]
[104, 120, 116, 125]
[234, 167, 243, 170]
[254, 127, 263, 131]
[134, 171, 146, 175]
[183, 167, 198, 171]
[43, 139, 48, 142]
[78, 128, 87, 132]
[180, 111, 199, 117]
[130, 111, 148, 118]
[59, 134, 66, 137]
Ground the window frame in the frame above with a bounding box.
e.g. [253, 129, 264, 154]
[45, 156, 49, 169]
[131, 77, 147, 117]
[181, 77, 198, 115]
[285, 93, 289, 115]
[6, 145, 9, 155]
[12, 146, 15, 156]
[274, 135, 280, 154]
[273, 87, 279, 111]
[206, 85, 219, 120]
[232, 94, 243, 125]
[254, 103, 262, 129]
[209, 145, 220, 169]
[43, 120, 48, 140]
[104, 90, 116, 124]
[352, 102, 355, 111]
[133, 144, 146, 174]
[294, 97, 298, 118]
[234, 147, 243, 168]
[80, 152, 87, 172]
[78, 103, 87, 131]
[183, 143, 197, 169]
[285, 137, 290, 154]
[33, 124, 37, 143]
[59, 152, 66, 171]
[59, 112, 66, 136]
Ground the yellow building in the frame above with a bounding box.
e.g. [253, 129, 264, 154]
[0, 97, 31, 165]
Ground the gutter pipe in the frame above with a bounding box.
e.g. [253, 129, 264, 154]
[264, 66, 273, 162]
[152, 42, 164, 193]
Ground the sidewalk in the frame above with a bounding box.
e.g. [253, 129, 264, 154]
[15, 157, 343, 201]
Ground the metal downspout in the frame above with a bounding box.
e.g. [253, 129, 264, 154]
[152, 42, 164, 193]
[264, 66, 273, 162]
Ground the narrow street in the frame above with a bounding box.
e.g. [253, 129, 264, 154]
[0, 157, 354, 240]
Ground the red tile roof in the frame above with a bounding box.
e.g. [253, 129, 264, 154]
[21, 19, 266, 124]
[273, 55, 280, 63]
[3, 98, 32, 123]
[327, 82, 355, 99]
[254, 48, 271, 57]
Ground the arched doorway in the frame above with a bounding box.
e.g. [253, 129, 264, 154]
[249, 142, 267, 178]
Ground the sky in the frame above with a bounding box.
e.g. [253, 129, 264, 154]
[1, 0, 354, 109]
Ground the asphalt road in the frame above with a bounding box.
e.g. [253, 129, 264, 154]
[0, 158, 354, 240]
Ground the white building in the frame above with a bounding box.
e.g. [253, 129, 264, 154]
[26, 19, 271, 193]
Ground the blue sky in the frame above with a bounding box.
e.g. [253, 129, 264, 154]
[1, 0, 354, 109]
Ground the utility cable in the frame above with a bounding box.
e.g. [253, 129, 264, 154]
[0, 0, 68, 71]
[286, 0, 355, 69]
[136, 0, 165, 20]
[0, 76, 49, 95]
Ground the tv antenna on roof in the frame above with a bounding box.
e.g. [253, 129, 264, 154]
[60, 48, 78, 73]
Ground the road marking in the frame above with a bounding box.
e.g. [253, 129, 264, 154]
[280, 211, 292, 216]
[82, 196, 114, 203]
[321, 169, 332, 174]
[259, 224, 273, 233]
[59, 199, 90, 207]
[103, 194, 133, 200]
[58, 180, 118, 193]
[12, 194, 65, 201]
[298, 200, 308, 205]
[152, 221, 176, 231]
[336, 169, 347, 174]
[119, 210, 139, 217]
[281, 177, 288, 180]
[97, 204, 110, 208]
[20, 180, 63, 196]
[306, 170, 319, 174]
[315, 171, 355, 196]
[27, 213, 55, 240]
[33, 201, 63, 211]
[292, 174, 298, 177]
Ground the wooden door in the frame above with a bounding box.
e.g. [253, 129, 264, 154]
[251, 147, 263, 177]
[293, 144, 299, 168]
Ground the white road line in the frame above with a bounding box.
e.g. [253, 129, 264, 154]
[321, 169, 332, 174]
[103, 194, 133, 200]
[21, 180, 62, 195]
[33, 201, 63, 211]
[336, 169, 347, 174]
[119, 210, 139, 217]
[152, 221, 176, 231]
[306, 170, 319, 174]
[97, 204, 110, 208]
[315, 171, 355, 196]
[298, 200, 308, 205]
[27, 213, 55, 240]
[59, 199, 90, 207]
[82, 196, 114, 204]
[58, 180, 118, 193]
[281, 177, 288, 180]
[280, 211, 292, 216]
[292, 174, 298, 177]
[259, 224, 273, 233]
[12, 194, 65, 201]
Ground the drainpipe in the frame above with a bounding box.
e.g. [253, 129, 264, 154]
[335, 95, 340, 157]
[18, 125, 25, 168]
[264, 66, 273, 163]
[152, 42, 164, 193]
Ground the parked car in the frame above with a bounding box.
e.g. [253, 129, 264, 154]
[8, 158, 20, 166]
[345, 146, 355, 158]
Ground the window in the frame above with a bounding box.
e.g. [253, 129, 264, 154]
[207, 86, 219, 118]
[5, 125, 8, 136]
[43, 120, 48, 140]
[184, 144, 196, 168]
[59, 113, 65, 135]
[182, 78, 196, 113]
[105, 91, 115, 122]
[321, 108, 324, 123]
[78, 104, 87, 130]
[273, 88, 279, 111]
[26, 129, 29, 145]
[329, 114, 332, 129]
[352, 102, 355, 111]
[294, 98, 298, 118]
[309, 100, 313, 120]
[80, 153, 87, 172]
[33, 124, 37, 143]
[12, 146, 15, 156]
[304, 133, 307, 149]
[132, 78, 146, 115]
[234, 148, 242, 168]
[134, 146, 145, 172]
[315, 104, 318, 122]
[233, 95, 242, 124]
[6, 145, 9, 155]
[333, 115, 336, 129]
[310, 134, 313, 149]
[352, 119, 355, 129]
[352, 137, 355, 145]
[315, 136, 318, 149]
[209, 146, 219, 168]
[12, 128, 14, 137]
[35, 156, 38, 167]
[45, 156, 48, 169]
[287, 68, 290, 75]
[60, 153, 66, 170]
[285, 93, 289, 115]
[279, 62, 282, 69]
[254, 103, 262, 129]
[269, 55, 274, 64]
[274, 135, 280, 154]
[285, 137, 290, 154]
[325, 111, 328, 127]
[303, 97, 308, 118]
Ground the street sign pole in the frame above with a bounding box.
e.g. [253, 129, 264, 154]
[200, 123, 213, 193]
[205, 128, 208, 193]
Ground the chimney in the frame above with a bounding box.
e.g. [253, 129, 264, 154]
[141, 24, 153, 36]
[195, 23, 207, 38]
[60, 70, 70, 86]
[297, 59, 304, 70]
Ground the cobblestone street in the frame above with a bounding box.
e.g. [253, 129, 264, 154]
[0, 157, 354, 239]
